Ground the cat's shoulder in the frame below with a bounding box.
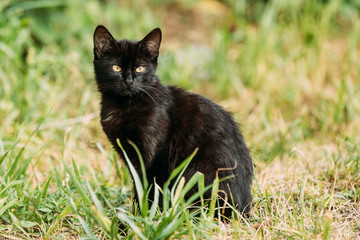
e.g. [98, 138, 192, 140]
[167, 85, 202, 103]
[166, 85, 224, 112]
[167, 85, 201, 99]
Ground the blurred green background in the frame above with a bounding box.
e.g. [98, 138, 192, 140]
[1, 0, 360, 160]
[2, 0, 360, 152]
[1, 0, 360, 238]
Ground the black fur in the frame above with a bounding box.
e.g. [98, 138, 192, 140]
[93, 25, 253, 218]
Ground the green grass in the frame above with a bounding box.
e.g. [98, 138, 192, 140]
[1, 0, 360, 239]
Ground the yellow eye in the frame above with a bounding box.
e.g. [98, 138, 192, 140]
[135, 66, 146, 73]
[112, 65, 121, 72]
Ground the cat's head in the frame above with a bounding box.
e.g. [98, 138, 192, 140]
[93, 25, 161, 97]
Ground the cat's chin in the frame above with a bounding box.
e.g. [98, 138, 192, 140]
[107, 84, 138, 97]
[114, 88, 138, 98]
[120, 91, 136, 97]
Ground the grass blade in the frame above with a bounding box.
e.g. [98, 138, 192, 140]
[69, 197, 98, 239]
[0, 198, 17, 216]
[90, 205, 111, 233]
[41, 178, 51, 199]
[209, 173, 219, 219]
[4, 146, 26, 181]
[167, 148, 198, 185]
[153, 215, 185, 240]
[46, 204, 73, 238]
[87, 181, 106, 216]
[78, 215, 98, 240]
[117, 212, 148, 240]
[116, 139, 145, 211]
[0, 151, 9, 166]
[149, 183, 160, 219]
[63, 159, 91, 206]
[128, 140, 148, 190]
[9, 212, 30, 239]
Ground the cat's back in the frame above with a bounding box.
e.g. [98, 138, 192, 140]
[167, 85, 238, 132]
[166, 85, 248, 161]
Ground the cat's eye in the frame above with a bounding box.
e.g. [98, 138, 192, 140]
[135, 66, 146, 73]
[112, 65, 122, 72]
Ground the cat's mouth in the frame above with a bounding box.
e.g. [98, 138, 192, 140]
[121, 85, 137, 96]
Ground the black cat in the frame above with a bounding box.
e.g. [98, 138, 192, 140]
[93, 25, 253, 218]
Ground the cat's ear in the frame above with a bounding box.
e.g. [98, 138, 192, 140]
[93, 25, 118, 59]
[139, 28, 162, 59]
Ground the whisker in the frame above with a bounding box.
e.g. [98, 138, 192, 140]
[138, 87, 156, 103]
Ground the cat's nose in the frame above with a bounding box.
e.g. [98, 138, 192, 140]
[125, 75, 134, 85]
